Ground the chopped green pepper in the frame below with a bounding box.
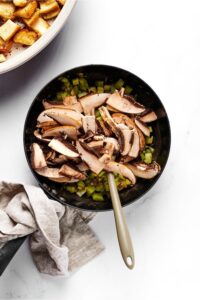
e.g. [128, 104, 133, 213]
[97, 86, 104, 93]
[66, 185, 76, 193]
[124, 85, 133, 94]
[88, 86, 97, 93]
[78, 91, 88, 98]
[79, 78, 89, 91]
[92, 193, 104, 201]
[104, 85, 111, 92]
[144, 152, 152, 164]
[86, 186, 95, 196]
[95, 80, 104, 87]
[72, 78, 79, 85]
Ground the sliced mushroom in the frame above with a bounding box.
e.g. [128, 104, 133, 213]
[99, 153, 111, 164]
[40, 108, 83, 128]
[112, 113, 135, 129]
[42, 125, 77, 140]
[137, 128, 145, 150]
[128, 128, 140, 158]
[106, 91, 145, 114]
[116, 123, 133, 156]
[77, 161, 89, 172]
[59, 164, 86, 180]
[37, 120, 59, 129]
[99, 106, 118, 135]
[103, 142, 115, 156]
[43, 100, 67, 109]
[104, 161, 136, 184]
[63, 96, 83, 113]
[139, 109, 157, 123]
[34, 166, 78, 182]
[126, 161, 161, 179]
[104, 137, 119, 152]
[93, 135, 104, 141]
[37, 112, 53, 123]
[49, 154, 69, 165]
[82, 115, 96, 134]
[79, 93, 110, 115]
[48, 137, 79, 158]
[76, 141, 104, 174]
[96, 119, 112, 137]
[31, 143, 47, 169]
[34, 130, 51, 143]
[87, 140, 104, 148]
[135, 118, 150, 136]
[106, 104, 120, 112]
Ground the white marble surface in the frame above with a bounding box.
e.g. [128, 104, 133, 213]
[0, 0, 199, 299]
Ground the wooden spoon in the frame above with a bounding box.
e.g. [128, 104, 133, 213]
[107, 173, 135, 269]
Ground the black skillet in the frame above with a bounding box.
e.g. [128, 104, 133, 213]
[0, 65, 171, 275]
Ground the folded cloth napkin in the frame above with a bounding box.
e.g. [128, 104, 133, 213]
[0, 181, 104, 276]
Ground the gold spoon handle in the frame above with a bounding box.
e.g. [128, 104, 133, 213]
[107, 173, 135, 269]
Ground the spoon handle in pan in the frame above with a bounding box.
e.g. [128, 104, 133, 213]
[107, 173, 135, 269]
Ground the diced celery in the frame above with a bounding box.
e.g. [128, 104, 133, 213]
[146, 146, 155, 153]
[78, 92, 88, 98]
[76, 189, 86, 197]
[66, 185, 76, 193]
[146, 136, 154, 144]
[105, 184, 110, 192]
[72, 78, 79, 85]
[125, 179, 131, 185]
[79, 78, 89, 91]
[72, 86, 79, 96]
[95, 184, 104, 192]
[56, 91, 67, 101]
[95, 110, 101, 118]
[114, 79, 124, 89]
[96, 116, 102, 121]
[104, 85, 111, 92]
[95, 80, 104, 87]
[149, 126, 153, 133]
[77, 181, 85, 190]
[110, 86, 116, 93]
[86, 186, 95, 196]
[98, 170, 106, 177]
[124, 85, 133, 94]
[97, 86, 104, 94]
[88, 86, 97, 93]
[144, 152, 152, 164]
[60, 77, 71, 89]
[140, 152, 145, 161]
[92, 193, 104, 201]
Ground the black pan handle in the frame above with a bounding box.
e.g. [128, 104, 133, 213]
[0, 237, 26, 276]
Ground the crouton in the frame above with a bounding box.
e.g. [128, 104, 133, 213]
[0, 53, 6, 62]
[0, 2, 15, 20]
[13, 0, 28, 8]
[15, 1, 37, 19]
[0, 20, 20, 41]
[40, 0, 59, 14]
[0, 37, 12, 53]
[23, 9, 40, 27]
[30, 17, 49, 36]
[43, 6, 60, 20]
[13, 28, 37, 45]
[57, 0, 65, 5]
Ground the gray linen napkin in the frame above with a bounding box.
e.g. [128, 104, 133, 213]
[0, 181, 104, 276]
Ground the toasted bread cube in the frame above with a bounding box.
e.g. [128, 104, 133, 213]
[31, 17, 49, 36]
[0, 20, 20, 41]
[43, 6, 60, 19]
[15, 1, 37, 18]
[40, 0, 59, 14]
[13, 0, 28, 7]
[57, 0, 65, 5]
[0, 2, 15, 20]
[23, 9, 40, 27]
[13, 28, 37, 45]
[0, 53, 6, 63]
[0, 37, 13, 53]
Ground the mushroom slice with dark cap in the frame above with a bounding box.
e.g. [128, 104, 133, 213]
[135, 118, 150, 137]
[82, 115, 96, 134]
[59, 164, 86, 180]
[31, 143, 47, 169]
[76, 141, 104, 174]
[34, 130, 51, 143]
[128, 128, 140, 158]
[34, 166, 79, 183]
[112, 113, 135, 129]
[104, 161, 136, 184]
[42, 125, 78, 140]
[126, 161, 161, 179]
[139, 109, 157, 123]
[116, 123, 133, 156]
[48, 137, 79, 158]
[99, 106, 118, 135]
[104, 137, 119, 152]
[96, 119, 112, 137]
[79, 93, 110, 115]
[106, 91, 145, 114]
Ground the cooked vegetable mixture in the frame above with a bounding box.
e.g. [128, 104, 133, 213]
[30, 75, 161, 201]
